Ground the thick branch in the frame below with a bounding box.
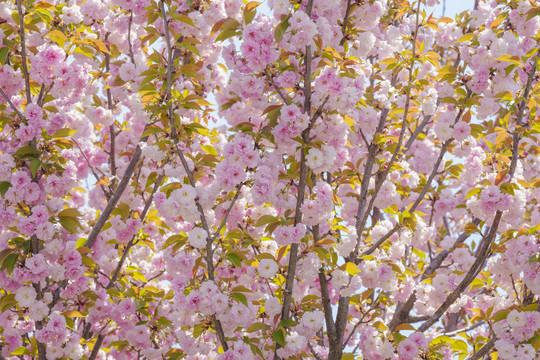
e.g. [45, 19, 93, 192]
[318, 271, 337, 340]
[417, 55, 537, 333]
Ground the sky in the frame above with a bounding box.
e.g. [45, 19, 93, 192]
[432, 0, 476, 17]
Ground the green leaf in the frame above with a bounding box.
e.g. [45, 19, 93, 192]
[14, 145, 40, 158]
[431, 335, 454, 346]
[0, 293, 16, 311]
[0, 181, 11, 195]
[11, 347, 31, 356]
[74, 46, 94, 58]
[179, 43, 199, 56]
[52, 128, 77, 138]
[161, 182, 183, 197]
[495, 55, 522, 66]
[200, 145, 217, 155]
[230, 292, 248, 307]
[45, 30, 66, 47]
[59, 217, 80, 233]
[109, 340, 130, 350]
[227, 253, 242, 267]
[255, 215, 278, 227]
[278, 319, 297, 328]
[246, 322, 271, 333]
[526, 7, 540, 21]
[162, 234, 186, 250]
[0, 47, 9, 65]
[58, 208, 82, 218]
[272, 328, 286, 346]
[157, 316, 174, 328]
[177, 14, 195, 27]
[451, 340, 468, 351]
[141, 125, 163, 137]
[2, 253, 18, 275]
[464, 187, 480, 199]
[215, 29, 239, 42]
[454, 33, 474, 43]
[131, 271, 147, 283]
[345, 262, 359, 276]
[244, 1, 261, 24]
[492, 309, 509, 322]
[274, 18, 289, 43]
[81, 255, 97, 268]
[30, 158, 41, 178]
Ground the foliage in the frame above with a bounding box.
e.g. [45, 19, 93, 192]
[0, 0, 539, 359]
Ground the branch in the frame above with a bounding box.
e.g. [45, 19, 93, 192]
[83, 173, 164, 345]
[17, 0, 31, 104]
[443, 321, 485, 337]
[361, 135, 453, 259]
[465, 338, 496, 360]
[354, 0, 423, 243]
[72, 139, 111, 198]
[342, 304, 375, 347]
[265, 70, 290, 106]
[211, 186, 243, 243]
[349, 108, 389, 258]
[275, 2, 317, 358]
[160, 0, 228, 351]
[418, 213, 500, 333]
[417, 54, 537, 333]
[318, 270, 337, 340]
[105, 39, 117, 192]
[339, 0, 353, 46]
[388, 217, 481, 332]
[88, 334, 105, 360]
[403, 113, 433, 153]
[84, 141, 147, 248]
[127, 11, 136, 64]
[0, 87, 25, 120]
[106, 174, 164, 289]
[423, 218, 481, 278]
[307, 341, 324, 360]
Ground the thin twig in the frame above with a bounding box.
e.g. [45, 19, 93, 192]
[17, 0, 31, 104]
[443, 321, 485, 337]
[127, 11, 136, 64]
[211, 186, 243, 243]
[0, 87, 25, 120]
[465, 338, 496, 360]
[307, 341, 324, 360]
[339, 0, 353, 46]
[104, 36, 117, 193]
[265, 70, 290, 105]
